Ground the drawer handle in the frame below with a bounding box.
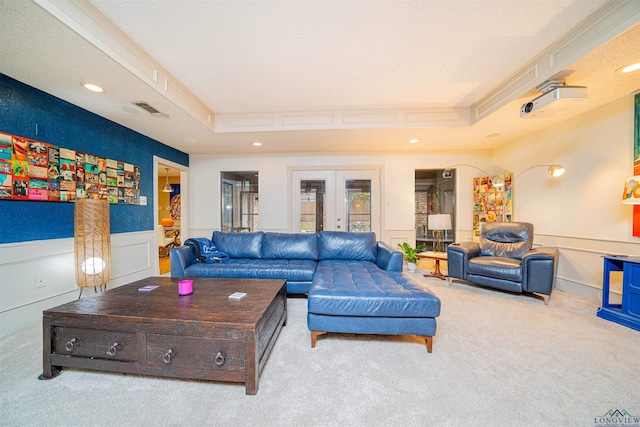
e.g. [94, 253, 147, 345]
[214, 351, 225, 366]
[65, 338, 78, 352]
[163, 349, 174, 364]
[106, 342, 120, 357]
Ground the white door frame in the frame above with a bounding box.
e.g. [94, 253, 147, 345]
[335, 169, 381, 235]
[290, 167, 382, 236]
[153, 156, 189, 275]
[291, 170, 336, 233]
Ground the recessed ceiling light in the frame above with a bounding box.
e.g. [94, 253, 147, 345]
[409, 139, 419, 144]
[620, 62, 640, 73]
[486, 133, 501, 138]
[179, 137, 196, 144]
[253, 142, 262, 146]
[82, 82, 104, 93]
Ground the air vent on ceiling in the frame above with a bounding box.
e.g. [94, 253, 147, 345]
[131, 101, 169, 118]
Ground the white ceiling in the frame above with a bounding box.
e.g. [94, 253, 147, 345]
[1, 0, 639, 155]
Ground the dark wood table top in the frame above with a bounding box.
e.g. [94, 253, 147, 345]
[44, 277, 286, 328]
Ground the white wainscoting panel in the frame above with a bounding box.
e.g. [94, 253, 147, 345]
[0, 230, 156, 337]
[389, 235, 410, 249]
[535, 233, 639, 303]
[110, 231, 157, 287]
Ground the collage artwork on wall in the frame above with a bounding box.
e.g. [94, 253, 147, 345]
[473, 173, 513, 236]
[170, 185, 181, 220]
[0, 131, 140, 204]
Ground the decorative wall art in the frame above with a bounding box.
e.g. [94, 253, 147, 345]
[472, 173, 512, 236]
[633, 92, 640, 237]
[170, 184, 181, 220]
[0, 131, 140, 204]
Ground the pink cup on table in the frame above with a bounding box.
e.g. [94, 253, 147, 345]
[178, 280, 193, 296]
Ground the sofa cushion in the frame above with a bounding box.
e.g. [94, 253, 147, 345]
[183, 258, 317, 281]
[308, 260, 441, 317]
[319, 231, 376, 261]
[467, 256, 523, 282]
[212, 231, 264, 259]
[263, 232, 319, 260]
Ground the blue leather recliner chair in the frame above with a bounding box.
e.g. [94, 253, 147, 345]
[446, 222, 558, 304]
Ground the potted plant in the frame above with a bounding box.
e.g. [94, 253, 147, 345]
[397, 243, 425, 272]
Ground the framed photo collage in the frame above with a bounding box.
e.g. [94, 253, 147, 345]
[0, 131, 140, 204]
[472, 173, 513, 235]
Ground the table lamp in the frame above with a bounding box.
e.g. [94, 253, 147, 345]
[428, 214, 452, 253]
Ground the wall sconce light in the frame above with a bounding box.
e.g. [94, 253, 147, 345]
[515, 164, 565, 181]
[547, 164, 565, 177]
[622, 176, 640, 204]
[162, 167, 173, 192]
[74, 198, 111, 298]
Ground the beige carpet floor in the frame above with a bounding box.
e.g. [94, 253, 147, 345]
[1, 274, 638, 426]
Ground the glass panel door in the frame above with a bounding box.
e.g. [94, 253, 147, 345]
[292, 169, 380, 236]
[344, 179, 371, 232]
[292, 171, 335, 233]
[336, 170, 379, 236]
[299, 180, 326, 233]
[222, 181, 233, 232]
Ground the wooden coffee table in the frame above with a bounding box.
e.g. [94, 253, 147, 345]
[40, 277, 287, 395]
[417, 251, 448, 280]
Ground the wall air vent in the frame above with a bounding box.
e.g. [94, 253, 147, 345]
[131, 101, 169, 118]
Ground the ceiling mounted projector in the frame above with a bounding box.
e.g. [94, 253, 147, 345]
[520, 83, 587, 118]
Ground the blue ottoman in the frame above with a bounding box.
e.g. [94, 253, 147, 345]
[307, 260, 441, 353]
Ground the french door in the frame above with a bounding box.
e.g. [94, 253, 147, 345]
[291, 169, 381, 236]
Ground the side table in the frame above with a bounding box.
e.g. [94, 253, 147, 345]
[597, 255, 640, 332]
[417, 251, 448, 280]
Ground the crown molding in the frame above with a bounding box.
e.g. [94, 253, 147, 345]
[471, 0, 640, 123]
[33, 0, 215, 131]
[215, 108, 470, 133]
[31, 0, 640, 135]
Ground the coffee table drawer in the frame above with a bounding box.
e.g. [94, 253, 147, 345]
[53, 327, 138, 361]
[145, 334, 245, 375]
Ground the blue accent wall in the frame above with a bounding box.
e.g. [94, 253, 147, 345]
[0, 73, 189, 244]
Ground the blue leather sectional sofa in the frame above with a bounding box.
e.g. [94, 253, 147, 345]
[172, 230, 320, 294]
[171, 231, 441, 352]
